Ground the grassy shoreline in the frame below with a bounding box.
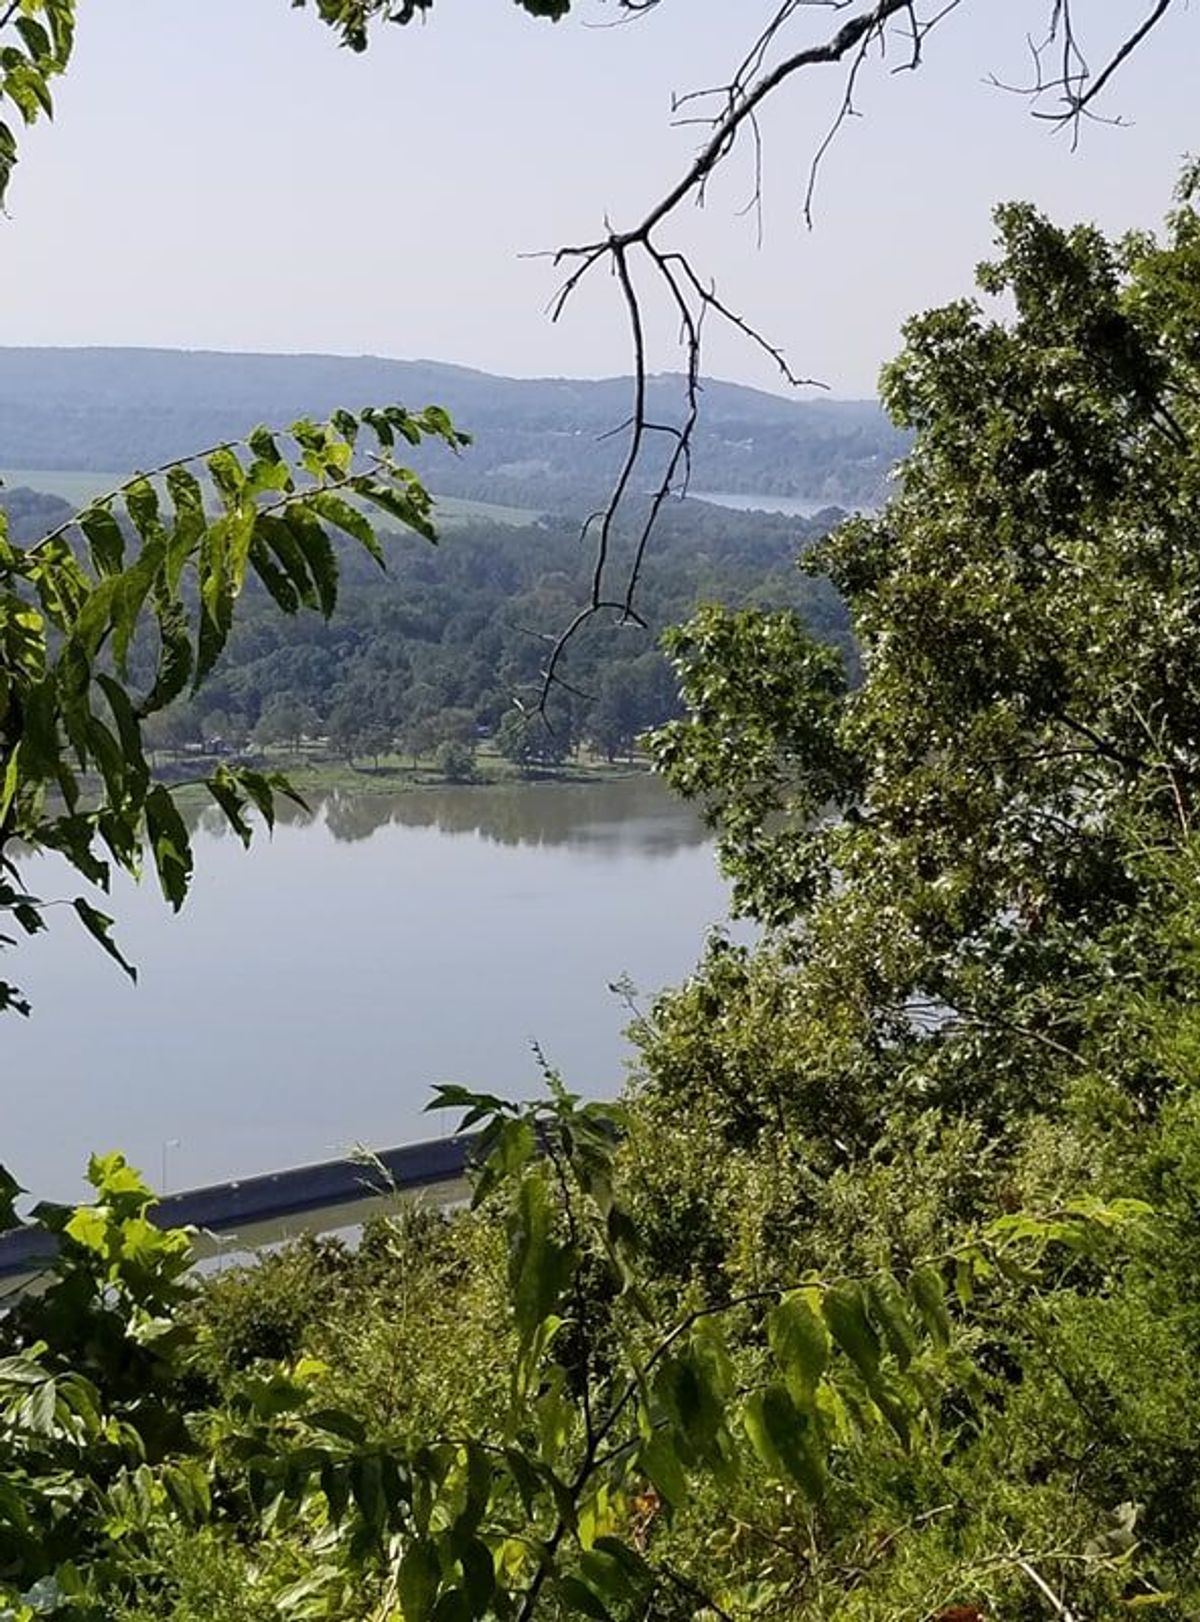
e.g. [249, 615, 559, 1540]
[156, 744, 651, 804]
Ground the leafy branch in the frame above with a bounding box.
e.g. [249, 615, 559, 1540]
[0, 0, 74, 209]
[0, 401, 468, 1015]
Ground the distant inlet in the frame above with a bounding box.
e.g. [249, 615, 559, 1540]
[687, 489, 847, 519]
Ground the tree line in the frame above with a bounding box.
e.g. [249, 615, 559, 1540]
[99, 497, 847, 775]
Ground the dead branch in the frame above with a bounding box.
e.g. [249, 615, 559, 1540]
[527, 0, 1184, 712]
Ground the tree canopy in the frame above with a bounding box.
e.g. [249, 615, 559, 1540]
[654, 179, 1200, 1106]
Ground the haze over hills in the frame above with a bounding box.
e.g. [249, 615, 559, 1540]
[0, 347, 907, 511]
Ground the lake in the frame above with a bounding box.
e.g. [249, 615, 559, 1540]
[3, 777, 736, 1204]
[687, 489, 847, 519]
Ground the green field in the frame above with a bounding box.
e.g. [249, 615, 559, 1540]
[428, 492, 542, 529]
[1, 467, 542, 529]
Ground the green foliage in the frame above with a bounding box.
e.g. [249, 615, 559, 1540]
[294, 0, 572, 53]
[615, 177, 1200, 1614]
[650, 187, 1200, 1129]
[109, 496, 843, 785]
[6, 8, 1200, 1607]
[0, 1155, 200, 1604]
[0, 1, 74, 209]
[0, 404, 467, 1016]
[653, 607, 853, 922]
[4, 1077, 1184, 1621]
[434, 737, 477, 783]
[495, 708, 572, 774]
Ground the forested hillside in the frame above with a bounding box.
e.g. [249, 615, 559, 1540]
[0, 349, 886, 767]
[1, 480, 847, 767]
[0, 348, 906, 510]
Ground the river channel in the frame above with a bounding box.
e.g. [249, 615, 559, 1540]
[3, 776, 735, 1203]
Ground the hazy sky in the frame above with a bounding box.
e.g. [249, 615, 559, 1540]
[0, 1, 1194, 396]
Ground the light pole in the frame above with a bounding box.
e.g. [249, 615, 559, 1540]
[160, 1138, 181, 1194]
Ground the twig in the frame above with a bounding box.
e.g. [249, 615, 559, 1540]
[1017, 1556, 1081, 1621]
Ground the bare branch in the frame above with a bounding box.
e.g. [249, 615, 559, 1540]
[530, 0, 1183, 710]
[987, 0, 1179, 144]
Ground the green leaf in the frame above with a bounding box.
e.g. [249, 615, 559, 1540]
[868, 1274, 918, 1371]
[655, 1339, 727, 1462]
[144, 784, 193, 909]
[908, 1266, 951, 1350]
[274, 1571, 339, 1615]
[867, 1373, 913, 1450]
[743, 1385, 824, 1499]
[396, 1539, 441, 1622]
[309, 1407, 367, 1444]
[248, 532, 301, 614]
[307, 489, 384, 563]
[359, 479, 437, 542]
[579, 1545, 651, 1611]
[248, 424, 282, 462]
[350, 1453, 386, 1532]
[72, 897, 137, 983]
[78, 504, 125, 576]
[592, 1539, 654, 1596]
[123, 476, 162, 542]
[0, 1163, 23, 1231]
[206, 446, 245, 507]
[458, 1538, 495, 1614]
[204, 771, 252, 847]
[96, 674, 149, 796]
[111, 536, 166, 677]
[165, 463, 206, 518]
[472, 1114, 537, 1203]
[22, 1376, 57, 1436]
[14, 18, 52, 62]
[234, 769, 279, 831]
[162, 1460, 211, 1526]
[64, 1204, 108, 1255]
[507, 1169, 573, 1352]
[768, 1292, 829, 1405]
[822, 1284, 881, 1383]
[321, 1460, 351, 1525]
[427, 1082, 510, 1123]
[285, 506, 339, 617]
[638, 1429, 688, 1508]
[557, 1575, 613, 1622]
[503, 1447, 542, 1517]
[252, 511, 317, 610]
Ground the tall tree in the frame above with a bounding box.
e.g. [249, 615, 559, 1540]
[648, 175, 1200, 1190]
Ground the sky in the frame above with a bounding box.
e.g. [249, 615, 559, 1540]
[0, 0, 1194, 397]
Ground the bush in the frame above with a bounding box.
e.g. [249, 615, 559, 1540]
[435, 737, 477, 782]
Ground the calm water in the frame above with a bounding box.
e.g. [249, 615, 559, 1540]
[688, 489, 843, 518]
[3, 777, 734, 1203]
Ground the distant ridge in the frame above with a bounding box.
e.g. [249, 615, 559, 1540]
[0, 346, 907, 510]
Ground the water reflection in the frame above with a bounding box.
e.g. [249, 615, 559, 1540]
[7, 776, 728, 1201]
[195, 774, 708, 856]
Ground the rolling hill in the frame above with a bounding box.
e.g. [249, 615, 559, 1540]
[0, 347, 906, 512]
